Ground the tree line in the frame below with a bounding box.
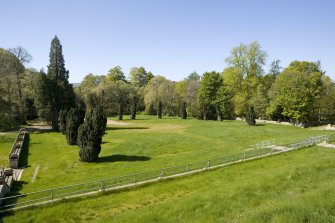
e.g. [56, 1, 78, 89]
[1, 39, 335, 134]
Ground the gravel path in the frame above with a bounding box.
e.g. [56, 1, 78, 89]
[107, 120, 132, 126]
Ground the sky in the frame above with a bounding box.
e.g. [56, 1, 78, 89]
[1, 0, 335, 83]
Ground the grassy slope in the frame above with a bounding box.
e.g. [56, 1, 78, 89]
[3, 146, 335, 222]
[0, 133, 16, 167]
[10, 115, 329, 194]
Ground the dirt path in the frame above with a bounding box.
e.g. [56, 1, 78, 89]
[317, 142, 335, 148]
[107, 120, 132, 126]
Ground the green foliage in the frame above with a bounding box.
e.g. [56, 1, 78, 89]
[65, 108, 84, 145]
[197, 71, 222, 120]
[0, 48, 21, 130]
[129, 67, 150, 87]
[58, 109, 68, 135]
[224, 41, 267, 116]
[75, 73, 106, 110]
[144, 76, 177, 117]
[317, 76, 335, 121]
[268, 61, 324, 125]
[77, 107, 106, 162]
[107, 66, 126, 82]
[216, 84, 234, 120]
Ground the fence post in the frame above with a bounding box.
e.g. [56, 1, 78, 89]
[160, 169, 164, 178]
[243, 153, 246, 161]
[134, 174, 137, 184]
[51, 190, 54, 204]
[186, 164, 189, 171]
[207, 160, 210, 169]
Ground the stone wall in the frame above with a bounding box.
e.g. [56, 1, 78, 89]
[9, 128, 27, 169]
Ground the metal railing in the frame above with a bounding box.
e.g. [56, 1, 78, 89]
[0, 135, 332, 211]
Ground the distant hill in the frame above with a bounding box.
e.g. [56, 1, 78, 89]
[71, 83, 81, 87]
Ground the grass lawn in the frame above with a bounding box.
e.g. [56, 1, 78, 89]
[8, 115, 330, 195]
[0, 133, 16, 167]
[2, 146, 335, 222]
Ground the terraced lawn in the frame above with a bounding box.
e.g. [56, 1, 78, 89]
[2, 146, 335, 222]
[5, 115, 331, 195]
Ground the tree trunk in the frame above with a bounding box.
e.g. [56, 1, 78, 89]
[118, 104, 123, 120]
[203, 106, 207, 120]
[157, 101, 162, 119]
[51, 109, 59, 131]
[216, 104, 222, 121]
[131, 98, 137, 120]
[180, 102, 187, 119]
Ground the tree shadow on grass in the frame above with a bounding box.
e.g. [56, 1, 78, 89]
[1, 180, 29, 214]
[26, 128, 53, 134]
[18, 133, 30, 167]
[97, 154, 151, 163]
[105, 126, 149, 131]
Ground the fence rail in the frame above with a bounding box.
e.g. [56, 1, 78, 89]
[0, 134, 333, 211]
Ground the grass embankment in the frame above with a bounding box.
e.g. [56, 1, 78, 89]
[9, 115, 328, 195]
[2, 146, 335, 222]
[0, 133, 16, 167]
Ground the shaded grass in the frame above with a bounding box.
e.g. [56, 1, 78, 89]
[2, 147, 335, 222]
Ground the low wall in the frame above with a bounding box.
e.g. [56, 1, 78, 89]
[0, 169, 14, 206]
[9, 128, 27, 169]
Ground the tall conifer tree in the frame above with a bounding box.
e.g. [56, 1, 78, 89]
[46, 36, 75, 130]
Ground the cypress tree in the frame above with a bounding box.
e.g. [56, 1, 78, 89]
[246, 105, 256, 125]
[77, 107, 106, 162]
[47, 36, 75, 131]
[66, 108, 84, 145]
[58, 109, 67, 135]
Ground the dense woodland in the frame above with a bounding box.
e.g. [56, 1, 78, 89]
[1, 37, 335, 132]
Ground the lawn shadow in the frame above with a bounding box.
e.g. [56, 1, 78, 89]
[18, 133, 30, 167]
[97, 154, 151, 163]
[105, 126, 149, 131]
[255, 123, 265, 126]
[6, 181, 29, 196]
[2, 180, 29, 213]
[26, 128, 53, 134]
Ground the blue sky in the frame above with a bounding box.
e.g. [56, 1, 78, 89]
[1, 0, 334, 83]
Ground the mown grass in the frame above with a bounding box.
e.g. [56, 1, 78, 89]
[0, 133, 16, 167]
[2, 146, 335, 222]
[8, 115, 329, 195]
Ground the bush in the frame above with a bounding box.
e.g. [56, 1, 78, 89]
[246, 105, 256, 125]
[58, 109, 68, 135]
[77, 107, 106, 162]
[65, 108, 84, 145]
